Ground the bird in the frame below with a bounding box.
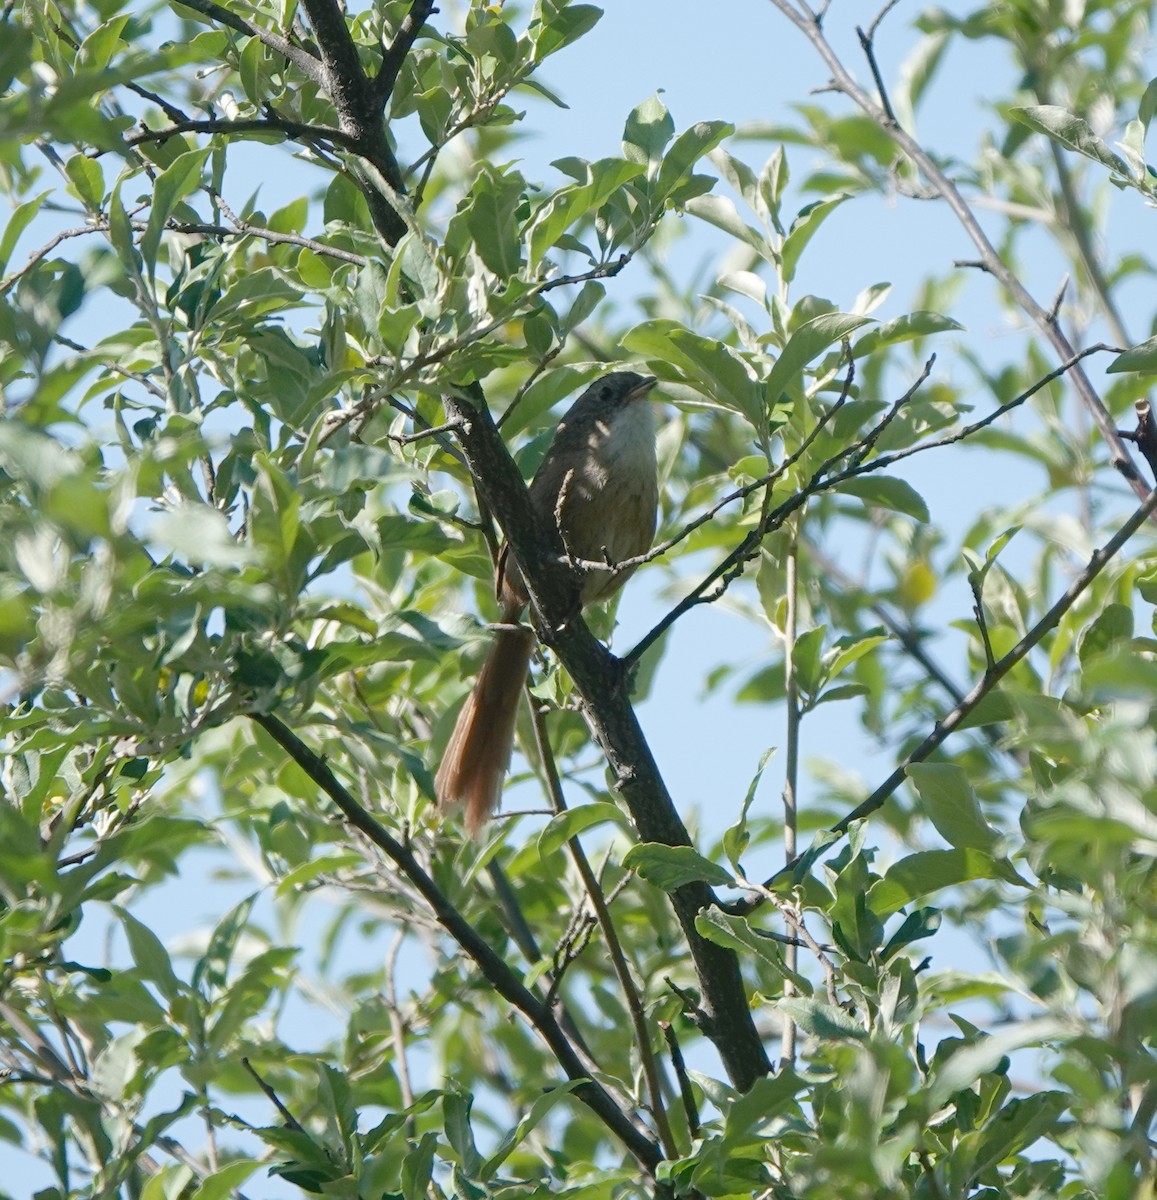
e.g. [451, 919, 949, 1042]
[435, 371, 660, 835]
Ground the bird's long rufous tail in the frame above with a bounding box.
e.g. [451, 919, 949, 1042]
[435, 623, 536, 835]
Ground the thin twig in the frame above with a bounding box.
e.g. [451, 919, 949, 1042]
[382, 930, 415, 1131]
[661, 1022, 701, 1137]
[779, 528, 801, 1066]
[528, 696, 681, 1160]
[856, 22, 898, 126]
[176, 0, 323, 81]
[370, 0, 437, 110]
[241, 1057, 308, 1133]
[733, 482, 1157, 912]
[124, 115, 355, 150]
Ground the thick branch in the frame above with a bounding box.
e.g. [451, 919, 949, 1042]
[248, 711, 664, 1176]
[296, 0, 410, 242]
[440, 388, 773, 1092]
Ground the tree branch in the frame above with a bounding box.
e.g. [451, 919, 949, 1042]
[623, 342, 1119, 666]
[124, 115, 358, 151]
[529, 694, 681, 1159]
[247, 711, 665, 1176]
[732, 481, 1157, 914]
[175, 0, 323, 82]
[370, 0, 437, 110]
[766, 0, 1152, 505]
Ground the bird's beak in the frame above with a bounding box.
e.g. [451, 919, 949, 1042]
[628, 376, 659, 402]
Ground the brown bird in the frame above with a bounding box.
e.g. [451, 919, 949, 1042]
[435, 371, 660, 834]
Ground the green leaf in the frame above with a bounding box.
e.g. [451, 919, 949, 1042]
[696, 907, 812, 992]
[531, 3, 601, 61]
[442, 1091, 481, 1177]
[526, 158, 644, 265]
[623, 843, 735, 891]
[0, 191, 50, 276]
[65, 155, 106, 211]
[141, 148, 210, 270]
[114, 906, 183, 1002]
[192, 893, 256, 994]
[973, 1092, 1069, 1174]
[684, 193, 772, 259]
[1009, 105, 1131, 176]
[622, 93, 675, 170]
[656, 120, 734, 201]
[824, 630, 888, 679]
[778, 998, 866, 1040]
[1079, 602, 1134, 665]
[1108, 335, 1157, 374]
[1141, 77, 1157, 133]
[868, 849, 1026, 917]
[851, 310, 963, 356]
[925, 1018, 1067, 1108]
[781, 194, 850, 283]
[481, 1081, 584, 1179]
[189, 1161, 262, 1200]
[622, 319, 762, 424]
[838, 476, 929, 522]
[537, 802, 629, 858]
[151, 504, 250, 567]
[722, 747, 775, 871]
[764, 312, 871, 404]
[402, 1130, 439, 1200]
[907, 762, 1000, 852]
[466, 166, 525, 277]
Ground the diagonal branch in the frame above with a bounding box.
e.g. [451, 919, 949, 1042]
[766, 0, 1152, 505]
[370, 0, 437, 110]
[529, 696, 681, 1159]
[175, 0, 323, 82]
[247, 710, 665, 1176]
[731, 482, 1157, 914]
[623, 342, 1119, 666]
[124, 116, 358, 151]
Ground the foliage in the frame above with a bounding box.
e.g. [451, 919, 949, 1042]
[1, 0, 1157, 1197]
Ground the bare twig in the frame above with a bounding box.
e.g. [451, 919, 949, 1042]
[241, 1057, 308, 1134]
[661, 1022, 701, 1138]
[54, 335, 166, 400]
[176, 0, 323, 81]
[124, 115, 355, 150]
[779, 529, 801, 1066]
[856, 21, 897, 126]
[766, 0, 1152, 504]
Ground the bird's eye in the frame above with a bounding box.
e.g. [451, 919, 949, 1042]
[600, 386, 611, 400]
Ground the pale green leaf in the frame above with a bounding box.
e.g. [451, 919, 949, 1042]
[623, 843, 735, 891]
[908, 762, 1001, 852]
